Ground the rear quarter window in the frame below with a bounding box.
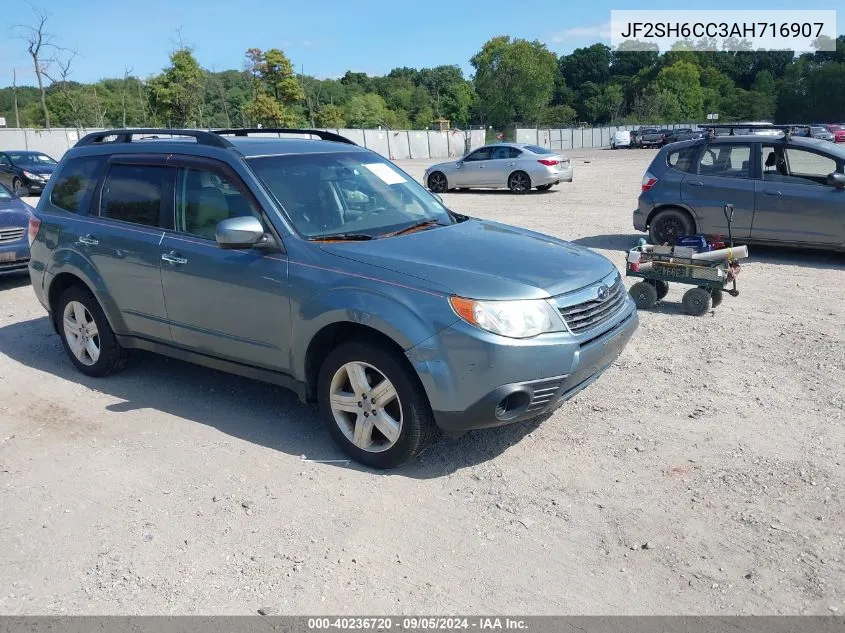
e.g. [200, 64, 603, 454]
[50, 156, 106, 213]
[666, 147, 698, 173]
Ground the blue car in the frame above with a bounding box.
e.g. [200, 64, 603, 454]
[28, 128, 638, 468]
[0, 182, 33, 277]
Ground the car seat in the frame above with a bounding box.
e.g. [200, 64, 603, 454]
[185, 170, 230, 239]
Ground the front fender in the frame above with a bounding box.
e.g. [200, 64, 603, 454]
[290, 277, 458, 383]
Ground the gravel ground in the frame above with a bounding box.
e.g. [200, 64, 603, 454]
[0, 148, 843, 615]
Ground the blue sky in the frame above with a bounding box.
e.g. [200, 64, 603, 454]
[1, 0, 841, 87]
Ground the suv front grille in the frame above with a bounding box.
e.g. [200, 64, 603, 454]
[0, 227, 25, 244]
[558, 276, 626, 334]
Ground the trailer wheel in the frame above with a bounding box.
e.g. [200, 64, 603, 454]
[682, 287, 712, 316]
[647, 279, 669, 300]
[710, 288, 724, 308]
[630, 282, 658, 310]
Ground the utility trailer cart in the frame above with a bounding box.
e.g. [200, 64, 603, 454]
[625, 204, 746, 316]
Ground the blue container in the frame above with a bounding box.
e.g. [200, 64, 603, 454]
[675, 235, 710, 252]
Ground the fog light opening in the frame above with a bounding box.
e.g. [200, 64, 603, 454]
[495, 391, 531, 421]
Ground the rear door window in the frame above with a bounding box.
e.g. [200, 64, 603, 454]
[666, 147, 699, 173]
[50, 156, 106, 213]
[696, 144, 752, 178]
[100, 164, 173, 227]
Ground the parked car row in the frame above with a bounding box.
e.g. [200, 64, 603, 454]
[0, 150, 58, 195]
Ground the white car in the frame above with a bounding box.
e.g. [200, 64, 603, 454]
[611, 130, 632, 149]
[424, 143, 573, 194]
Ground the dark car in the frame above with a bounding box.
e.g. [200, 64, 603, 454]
[634, 132, 845, 250]
[665, 128, 696, 144]
[0, 150, 58, 195]
[637, 128, 665, 148]
[0, 182, 34, 276]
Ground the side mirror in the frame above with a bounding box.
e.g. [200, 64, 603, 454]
[826, 172, 845, 189]
[215, 216, 267, 249]
[455, 161, 463, 169]
[14, 187, 28, 198]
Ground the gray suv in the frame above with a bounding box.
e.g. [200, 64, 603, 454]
[635, 133, 845, 249]
[28, 128, 638, 468]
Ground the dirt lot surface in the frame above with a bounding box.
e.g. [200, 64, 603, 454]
[1, 148, 843, 615]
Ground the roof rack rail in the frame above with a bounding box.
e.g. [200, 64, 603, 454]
[211, 128, 357, 146]
[75, 128, 234, 149]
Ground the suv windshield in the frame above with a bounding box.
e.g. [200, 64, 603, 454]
[8, 152, 56, 166]
[249, 152, 453, 239]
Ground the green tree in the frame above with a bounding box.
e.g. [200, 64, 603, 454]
[471, 36, 557, 127]
[344, 93, 391, 127]
[149, 47, 204, 127]
[244, 92, 298, 127]
[651, 61, 704, 120]
[315, 103, 346, 128]
[559, 44, 612, 87]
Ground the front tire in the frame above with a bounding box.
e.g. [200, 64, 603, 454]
[318, 341, 437, 469]
[57, 286, 129, 377]
[427, 171, 448, 193]
[12, 177, 23, 193]
[630, 282, 658, 309]
[649, 208, 694, 246]
[682, 287, 712, 316]
[508, 171, 531, 194]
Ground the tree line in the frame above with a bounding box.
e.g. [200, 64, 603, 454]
[1, 8, 843, 133]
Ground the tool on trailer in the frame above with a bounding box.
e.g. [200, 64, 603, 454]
[624, 204, 748, 316]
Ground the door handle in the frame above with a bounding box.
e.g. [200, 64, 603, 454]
[77, 235, 99, 246]
[161, 252, 188, 265]
[687, 181, 704, 187]
[763, 189, 782, 196]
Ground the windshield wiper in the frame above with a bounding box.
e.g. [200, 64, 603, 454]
[309, 233, 375, 242]
[379, 220, 444, 238]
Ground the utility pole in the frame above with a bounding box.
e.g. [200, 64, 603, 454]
[12, 70, 21, 128]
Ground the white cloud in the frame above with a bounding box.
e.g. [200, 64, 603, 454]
[551, 22, 612, 43]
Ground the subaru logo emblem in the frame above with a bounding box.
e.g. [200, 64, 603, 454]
[596, 284, 609, 301]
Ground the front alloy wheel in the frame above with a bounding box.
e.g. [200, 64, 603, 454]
[329, 361, 402, 453]
[62, 300, 101, 366]
[427, 172, 448, 193]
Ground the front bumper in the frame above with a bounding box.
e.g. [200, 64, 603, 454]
[0, 242, 30, 276]
[409, 303, 638, 433]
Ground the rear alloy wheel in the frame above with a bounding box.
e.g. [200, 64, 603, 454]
[57, 286, 129, 377]
[427, 171, 448, 193]
[649, 208, 694, 246]
[536, 184, 553, 191]
[508, 171, 531, 194]
[318, 341, 437, 469]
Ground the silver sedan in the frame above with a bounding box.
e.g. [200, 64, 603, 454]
[424, 143, 573, 194]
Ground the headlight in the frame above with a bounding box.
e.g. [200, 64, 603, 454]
[449, 296, 562, 338]
[22, 170, 37, 179]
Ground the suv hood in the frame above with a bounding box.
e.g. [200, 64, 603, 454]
[19, 165, 55, 176]
[319, 218, 616, 300]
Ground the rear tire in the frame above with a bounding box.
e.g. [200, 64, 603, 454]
[649, 208, 694, 246]
[57, 286, 129, 377]
[318, 341, 437, 469]
[508, 171, 531, 194]
[710, 288, 724, 308]
[647, 279, 670, 300]
[629, 281, 658, 310]
[682, 287, 711, 316]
